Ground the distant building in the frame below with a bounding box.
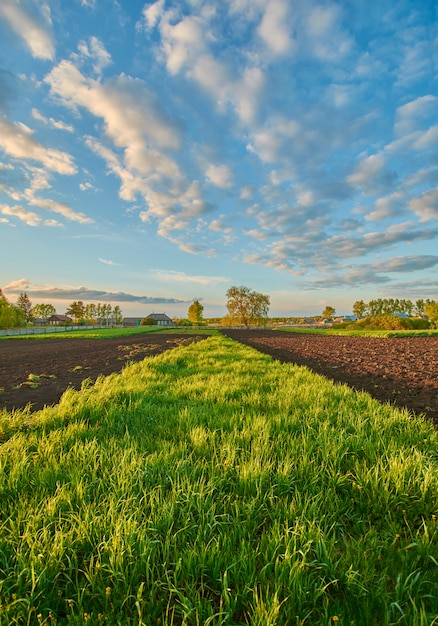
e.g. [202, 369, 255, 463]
[146, 313, 175, 326]
[122, 317, 143, 327]
[48, 314, 72, 325]
[122, 313, 175, 327]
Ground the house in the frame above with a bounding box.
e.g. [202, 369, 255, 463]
[122, 317, 143, 327]
[48, 314, 72, 325]
[146, 313, 175, 326]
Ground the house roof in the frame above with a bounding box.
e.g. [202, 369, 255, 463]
[147, 313, 172, 321]
[48, 314, 72, 321]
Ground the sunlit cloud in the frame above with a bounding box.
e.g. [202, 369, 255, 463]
[4, 279, 191, 304]
[0, 0, 54, 60]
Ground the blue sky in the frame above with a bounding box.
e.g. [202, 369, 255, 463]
[0, 0, 437, 318]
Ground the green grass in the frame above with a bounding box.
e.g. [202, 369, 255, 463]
[0, 326, 217, 340]
[1, 335, 438, 625]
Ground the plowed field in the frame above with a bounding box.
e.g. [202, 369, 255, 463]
[1, 330, 437, 425]
[0, 333, 206, 413]
[221, 329, 438, 425]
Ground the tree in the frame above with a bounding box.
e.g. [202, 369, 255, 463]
[16, 292, 33, 322]
[322, 305, 336, 319]
[112, 305, 123, 324]
[352, 300, 367, 319]
[84, 303, 97, 323]
[97, 303, 112, 325]
[66, 301, 85, 322]
[0, 291, 26, 329]
[225, 286, 270, 328]
[188, 300, 204, 324]
[424, 300, 438, 328]
[141, 317, 156, 326]
[31, 303, 56, 320]
[415, 299, 425, 317]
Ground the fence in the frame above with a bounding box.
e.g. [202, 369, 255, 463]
[0, 325, 104, 337]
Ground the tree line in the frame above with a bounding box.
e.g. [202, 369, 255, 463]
[0, 290, 124, 329]
[353, 298, 438, 322]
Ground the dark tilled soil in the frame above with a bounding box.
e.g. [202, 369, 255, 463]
[1, 330, 437, 425]
[0, 333, 206, 413]
[221, 329, 438, 425]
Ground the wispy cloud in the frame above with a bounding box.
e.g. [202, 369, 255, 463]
[149, 270, 229, 286]
[4, 279, 191, 304]
[0, 117, 76, 175]
[0, 0, 54, 60]
[31, 108, 74, 132]
[98, 258, 122, 266]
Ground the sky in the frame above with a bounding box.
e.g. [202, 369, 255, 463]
[0, 0, 437, 319]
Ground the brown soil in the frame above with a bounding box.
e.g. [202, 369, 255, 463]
[0, 333, 206, 413]
[1, 330, 437, 426]
[221, 329, 438, 425]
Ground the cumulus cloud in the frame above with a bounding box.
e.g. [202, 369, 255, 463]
[0, 0, 55, 60]
[140, 0, 165, 31]
[0, 116, 76, 174]
[0, 203, 61, 227]
[394, 95, 437, 135]
[205, 163, 233, 189]
[76, 36, 112, 75]
[409, 188, 438, 222]
[258, 0, 292, 55]
[348, 153, 397, 196]
[4, 279, 191, 304]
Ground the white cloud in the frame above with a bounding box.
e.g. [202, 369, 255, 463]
[4, 279, 190, 303]
[348, 153, 397, 196]
[258, 0, 292, 55]
[0, 0, 54, 60]
[98, 258, 122, 266]
[0, 202, 61, 227]
[45, 62, 182, 152]
[0, 116, 76, 174]
[141, 0, 166, 31]
[394, 95, 437, 135]
[26, 196, 94, 224]
[31, 108, 74, 132]
[205, 163, 233, 189]
[149, 269, 228, 286]
[305, 4, 352, 62]
[76, 36, 112, 75]
[409, 188, 438, 222]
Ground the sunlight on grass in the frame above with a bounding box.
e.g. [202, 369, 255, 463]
[0, 335, 437, 624]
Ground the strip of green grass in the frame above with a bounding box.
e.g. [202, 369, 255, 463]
[0, 326, 217, 340]
[1, 335, 437, 624]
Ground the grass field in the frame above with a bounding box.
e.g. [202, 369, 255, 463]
[1, 335, 437, 625]
[0, 326, 217, 341]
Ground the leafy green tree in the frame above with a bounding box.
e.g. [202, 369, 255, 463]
[84, 303, 97, 322]
[141, 317, 156, 326]
[415, 299, 425, 317]
[225, 286, 270, 328]
[352, 300, 367, 319]
[424, 300, 438, 328]
[97, 303, 112, 325]
[188, 300, 204, 324]
[0, 291, 26, 329]
[322, 306, 336, 319]
[31, 303, 56, 320]
[112, 305, 123, 324]
[16, 292, 33, 322]
[66, 301, 85, 322]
